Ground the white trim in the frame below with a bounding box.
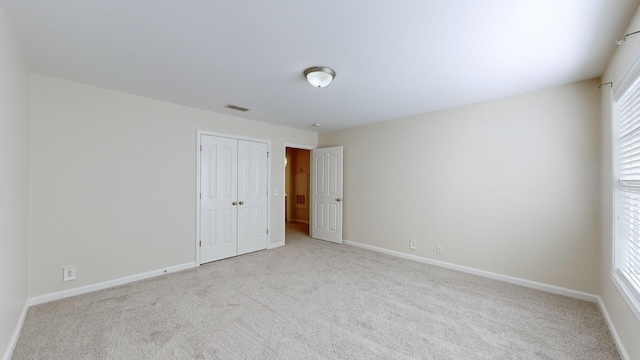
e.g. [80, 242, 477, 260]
[608, 79, 618, 311]
[343, 240, 598, 302]
[597, 296, 630, 360]
[28, 262, 196, 306]
[267, 241, 285, 250]
[2, 301, 28, 360]
[266, 139, 272, 255]
[611, 271, 640, 321]
[200, 130, 275, 144]
[196, 131, 202, 266]
[611, 68, 640, 320]
[605, 84, 632, 360]
[283, 143, 315, 151]
[196, 130, 272, 265]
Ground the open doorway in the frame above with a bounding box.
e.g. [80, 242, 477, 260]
[285, 147, 311, 239]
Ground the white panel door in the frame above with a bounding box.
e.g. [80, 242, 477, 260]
[237, 140, 269, 255]
[311, 146, 343, 244]
[200, 135, 238, 263]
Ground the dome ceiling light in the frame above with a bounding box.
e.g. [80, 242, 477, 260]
[303, 66, 336, 88]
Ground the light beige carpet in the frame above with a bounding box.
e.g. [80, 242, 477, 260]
[13, 224, 620, 359]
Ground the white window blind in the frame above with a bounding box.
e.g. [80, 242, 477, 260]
[615, 73, 640, 319]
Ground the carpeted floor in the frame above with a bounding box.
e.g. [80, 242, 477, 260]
[13, 223, 620, 359]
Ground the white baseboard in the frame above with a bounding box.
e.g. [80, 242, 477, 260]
[343, 240, 599, 303]
[268, 241, 285, 249]
[597, 296, 630, 360]
[28, 262, 196, 306]
[2, 300, 28, 360]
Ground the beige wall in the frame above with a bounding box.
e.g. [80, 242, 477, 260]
[29, 74, 317, 297]
[0, 7, 30, 358]
[320, 79, 601, 294]
[600, 3, 640, 359]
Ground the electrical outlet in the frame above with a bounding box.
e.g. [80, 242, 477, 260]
[63, 266, 77, 281]
[272, 189, 280, 197]
[410, 240, 417, 250]
[436, 246, 443, 254]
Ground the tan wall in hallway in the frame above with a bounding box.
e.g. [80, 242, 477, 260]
[292, 149, 310, 222]
[285, 148, 310, 223]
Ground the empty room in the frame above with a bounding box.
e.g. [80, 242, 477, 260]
[2, 0, 640, 359]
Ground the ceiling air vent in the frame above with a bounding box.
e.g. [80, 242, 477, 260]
[225, 104, 249, 112]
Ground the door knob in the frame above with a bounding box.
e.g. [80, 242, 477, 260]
[239, 201, 244, 205]
[232, 201, 238, 205]
[336, 198, 341, 202]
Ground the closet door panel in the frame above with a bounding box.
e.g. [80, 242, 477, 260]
[237, 140, 269, 255]
[200, 135, 238, 263]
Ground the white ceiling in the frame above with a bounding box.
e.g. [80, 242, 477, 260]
[1, 0, 638, 132]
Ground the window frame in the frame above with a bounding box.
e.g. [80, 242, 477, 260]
[612, 54, 640, 322]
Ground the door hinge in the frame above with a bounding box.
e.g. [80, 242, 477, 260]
[199, 241, 202, 247]
[266, 229, 269, 235]
[199, 193, 201, 199]
[267, 152, 270, 158]
[200, 145, 202, 151]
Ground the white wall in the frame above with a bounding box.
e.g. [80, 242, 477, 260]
[29, 74, 317, 297]
[319, 79, 601, 294]
[600, 3, 640, 359]
[0, 7, 30, 359]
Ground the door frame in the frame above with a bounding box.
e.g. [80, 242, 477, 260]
[196, 130, 271, 266]
[282, 143, 315, 244]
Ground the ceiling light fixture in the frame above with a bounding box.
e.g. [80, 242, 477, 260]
[303, 66, 336, 88]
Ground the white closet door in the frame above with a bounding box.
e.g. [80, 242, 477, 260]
[237, 140, 269, 255]
[200, 135, 238, 263]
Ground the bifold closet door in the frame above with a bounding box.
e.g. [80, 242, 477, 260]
[200, 135, 269, 264]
